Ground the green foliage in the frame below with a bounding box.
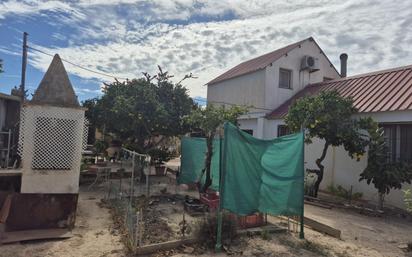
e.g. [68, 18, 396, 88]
[359, 126, 412, 209]
[186, 104, 247, 191]
[186, 105, 248, 134]
[285, 90, 376, 196]
[94, 140, 108, 155]
[404, 189, 412, 213]
[83, 67, 195, 153]
[0, 59, 3, 73]
[326, 184, 363, 201]
[147, 147, 172, 165]
[304, 170, 317, 196]
[359, 127, 412, 205]
[285, 90, 374, 158]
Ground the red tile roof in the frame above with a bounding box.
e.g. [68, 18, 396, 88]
[267, 64, 412, 119]
[208, 37, 313, 85]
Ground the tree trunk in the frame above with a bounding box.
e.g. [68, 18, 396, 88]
[313, 141, 329, 197]
[378, 193, 385, 210]
[201, 132, 214, 193]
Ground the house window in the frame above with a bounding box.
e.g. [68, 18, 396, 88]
[277, 125, 290, 137]
[242, 129, 253, 135]
[279, 68, 292, 89]
[381, 124, 412, 163]
[400, 124, 412, 162]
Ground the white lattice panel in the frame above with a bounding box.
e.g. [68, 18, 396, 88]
[18, 105, 86, 171]
[83, 118, 89, 150]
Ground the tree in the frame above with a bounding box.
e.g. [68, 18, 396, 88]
[84, 67, 195, 153]
[0, 59, 3, 73]
[186, 105, 247, 192]
[359, 126, 412, 209]
[285, 90, 375, 197]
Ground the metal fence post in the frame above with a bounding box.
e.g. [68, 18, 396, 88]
[146, 163, 150, 197]
[131, 154, 135, 200]
[215, 125, 225, 252]
[135, 211, 140, 250]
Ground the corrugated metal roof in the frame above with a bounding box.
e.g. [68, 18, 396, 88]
[267, 64, 412, 119]
[207, 37, 313, 85]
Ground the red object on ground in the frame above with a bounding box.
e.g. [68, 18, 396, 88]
[230, 213, 264, 229]
[199, 190, 220, 211]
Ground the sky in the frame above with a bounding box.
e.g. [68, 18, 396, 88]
[0, 0, 411, 103]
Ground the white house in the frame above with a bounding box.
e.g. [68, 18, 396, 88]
[207, 37, 412, 209]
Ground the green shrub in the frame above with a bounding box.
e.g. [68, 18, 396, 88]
[147, 147, 172, 166]
[327, 184, 363, 201]
[94, 140, 108, 155]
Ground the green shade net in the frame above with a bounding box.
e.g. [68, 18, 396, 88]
[178, 137, 220, 191]
[221, 122, 304, 216]
[178, 122, 304, 216]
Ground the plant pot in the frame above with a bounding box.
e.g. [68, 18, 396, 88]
[230, 213, 264, 229]
[200, 190, 220, 211]
[155, 165, 166, 176]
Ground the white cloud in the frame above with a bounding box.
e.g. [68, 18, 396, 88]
[3, 0, 412, 98]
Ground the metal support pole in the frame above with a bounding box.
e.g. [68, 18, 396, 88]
[146, 165, 149, 197]
[20, 32, 28, 101]
[131, 154, 135, 199]
[215, 125, 225, 252]
[135, 211, 140, 249]
[139, 209, 143, 247]
[299, 131, 305, 239]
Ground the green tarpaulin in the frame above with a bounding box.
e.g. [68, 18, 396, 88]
[221, 122, 304, 216]
[178, 137, 220, 191]
[178, 122, 304, 216]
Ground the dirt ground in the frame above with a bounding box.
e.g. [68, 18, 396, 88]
[0, 188, 124, 257]
[1, 178, 412, 257]
[300, 204, 412, 257]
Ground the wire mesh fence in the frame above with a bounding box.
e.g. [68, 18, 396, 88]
[99, 147, 300, 254]
[103, 148, 150, 251]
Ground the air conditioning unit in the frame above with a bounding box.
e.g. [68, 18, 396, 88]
[301, 55, 320, 72]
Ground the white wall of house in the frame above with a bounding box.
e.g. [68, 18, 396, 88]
[238, 118, 258, 137]
[264, 110, 412, 209]
[207, 69, 266, 112]
[207, 39, 340, 112]
[264, 40, 340, 110]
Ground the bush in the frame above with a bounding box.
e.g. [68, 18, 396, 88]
[147, 147, 172, 166]
[327, 184, 363, 201]
[94, 140, 108, 155]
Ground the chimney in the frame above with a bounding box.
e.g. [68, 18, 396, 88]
[340, 53, 348, 78]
